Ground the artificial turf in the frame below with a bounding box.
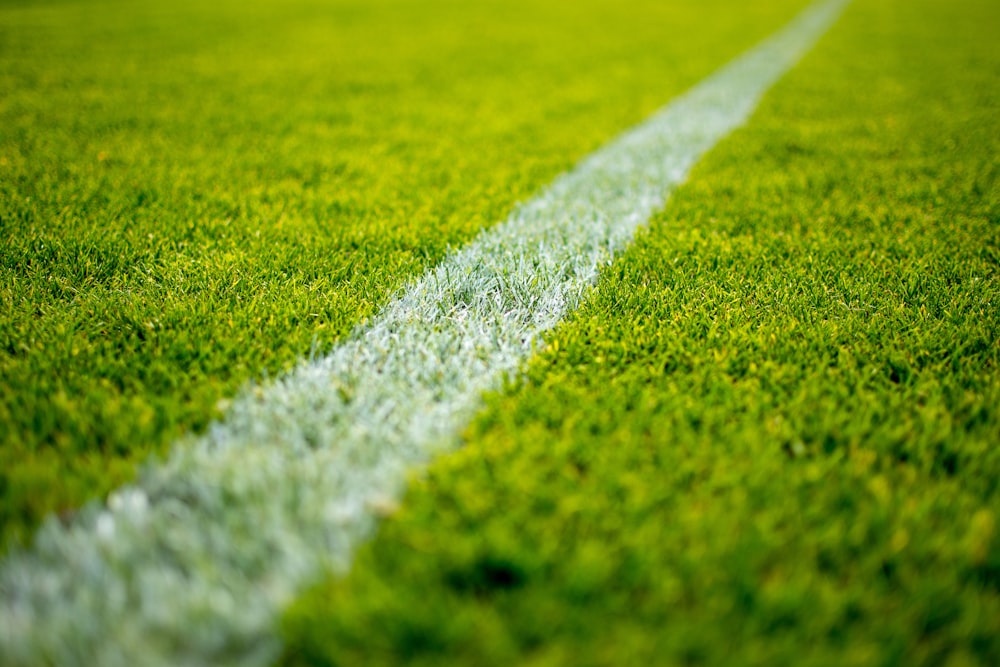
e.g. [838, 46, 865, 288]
[280, 0, 1000, 664]
[0, 0, 812, 549]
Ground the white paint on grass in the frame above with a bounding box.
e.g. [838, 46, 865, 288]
[0, 1, 848, 664]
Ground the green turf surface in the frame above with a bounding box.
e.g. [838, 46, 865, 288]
[280, 0, 1000, 664]
[0, 0, 813, 548]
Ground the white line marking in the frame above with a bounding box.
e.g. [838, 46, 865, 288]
[0, 1, 848, 664]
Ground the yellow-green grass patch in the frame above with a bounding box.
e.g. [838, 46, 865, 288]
[281, 0, 1000, 664]
[0, 0, 812, 548]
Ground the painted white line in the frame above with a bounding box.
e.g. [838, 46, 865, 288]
[0, 1, 848, 664]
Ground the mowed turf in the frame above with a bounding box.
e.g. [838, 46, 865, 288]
[281, 0, 1000, 664]
[0, 0, 813, 549]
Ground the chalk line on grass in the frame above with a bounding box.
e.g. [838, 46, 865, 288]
[0, 1, 849, 665]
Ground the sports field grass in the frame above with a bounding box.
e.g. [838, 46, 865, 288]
[0, 0, 812, 549]
[2, 0, 998, 664]
[279, 0, 1000, 665]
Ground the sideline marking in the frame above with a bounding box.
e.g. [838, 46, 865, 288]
[0, 1, 849, 664]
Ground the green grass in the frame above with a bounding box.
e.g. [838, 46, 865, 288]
[280, 0, 1000, 664]
[0, 0, 812, 549]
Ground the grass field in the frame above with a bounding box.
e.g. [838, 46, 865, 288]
[0, 0, 811, 550]
[279, 0, 1000, 665]
[2, 0, 999, 664]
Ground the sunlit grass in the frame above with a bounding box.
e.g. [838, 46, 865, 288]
[281, 0, 1000, 664]
[0, 0, 810, 548]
